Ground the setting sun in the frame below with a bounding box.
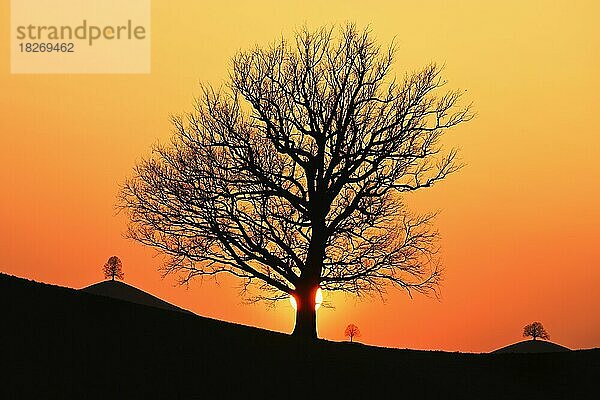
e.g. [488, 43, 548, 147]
[290, 288, 323, 311]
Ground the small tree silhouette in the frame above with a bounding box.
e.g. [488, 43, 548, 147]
[344, 324, 361, 343]
[523, 322, 549, 341]
[103, 256, 124, 281]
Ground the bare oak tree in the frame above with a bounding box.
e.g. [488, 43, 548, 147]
[120, 25, 471, 339]
[103, 256, 124, 281]
[523, 322, 550, 341]
[344, 324, 361, 343]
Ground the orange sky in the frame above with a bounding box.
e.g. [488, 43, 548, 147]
[1, 0, 599, 352]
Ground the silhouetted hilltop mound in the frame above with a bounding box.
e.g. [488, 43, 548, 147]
[80, 279, 192, 314]
[493, 340, 571, 354]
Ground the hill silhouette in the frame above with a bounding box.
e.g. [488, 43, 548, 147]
[2, 272, 598, 399]
[80, 280, 192, 314]
[493, 340, 571, 354]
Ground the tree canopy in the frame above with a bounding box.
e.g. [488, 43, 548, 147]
[103, 256, 124, 281]
[344, 324, 361, 342]
[120, 24, 471, 338]
[523, 322, 550, 340]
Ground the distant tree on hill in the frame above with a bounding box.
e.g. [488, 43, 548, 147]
[523, 322, 549, 340]
[103, 256, 124, 281]
[345, 324, 361, 343]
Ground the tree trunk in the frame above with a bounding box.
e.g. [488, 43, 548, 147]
[293, 207, 325, 340]
[291, 284, 318, 340]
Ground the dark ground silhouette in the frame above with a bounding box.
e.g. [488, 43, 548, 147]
[493, 340, 571, 354]
[2, 273, 598, 399]
[81, 280, 192, 314]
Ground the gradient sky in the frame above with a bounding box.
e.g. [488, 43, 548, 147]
[1, 0, 599, 352]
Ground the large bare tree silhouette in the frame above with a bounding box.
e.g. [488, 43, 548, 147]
[120, 25, 472, 339]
